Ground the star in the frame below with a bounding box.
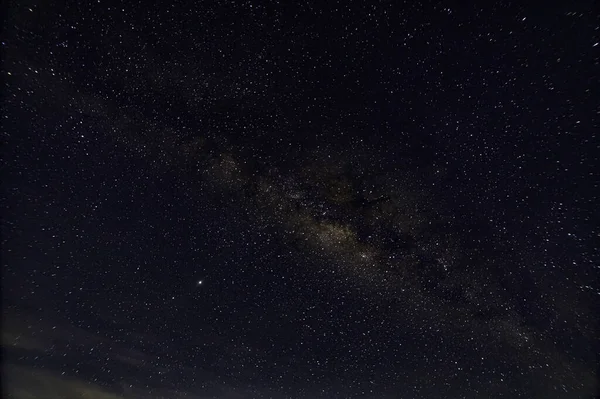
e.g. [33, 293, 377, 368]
[197, 280, 203, 286]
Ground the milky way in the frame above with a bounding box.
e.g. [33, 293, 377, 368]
[3, 1, 598, 398]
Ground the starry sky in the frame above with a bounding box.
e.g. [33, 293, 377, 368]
[2, 1, 599, 398]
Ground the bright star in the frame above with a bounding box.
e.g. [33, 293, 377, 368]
[197, 280, 203, 285]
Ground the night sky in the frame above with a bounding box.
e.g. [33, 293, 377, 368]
[2, 1, 599, 398]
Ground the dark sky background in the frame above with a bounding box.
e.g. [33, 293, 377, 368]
[2, 0, 598, 398]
